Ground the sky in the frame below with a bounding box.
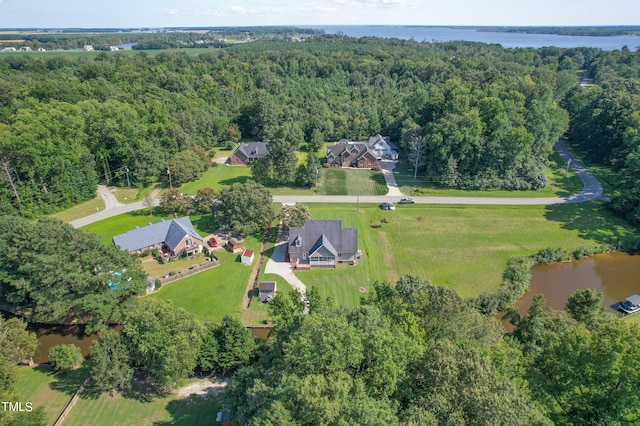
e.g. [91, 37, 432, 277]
[0, 0, 638, 28]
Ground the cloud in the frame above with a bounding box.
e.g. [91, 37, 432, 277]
[196, 5, 279, 17]
[158, 8, 179, 15]
[332, 0, 411, 6]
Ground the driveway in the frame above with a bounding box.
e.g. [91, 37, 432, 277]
[264, 227, 307, 295]
[379, 159, 403, 196]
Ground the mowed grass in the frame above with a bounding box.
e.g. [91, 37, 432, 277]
[62, 379, 222, 426]
[15, 364, 89, 426]
[147, 236, 262, 324]
[52, 196, 105, 222]
[180, 163, 387, 197]
[299, 202, 638, 301]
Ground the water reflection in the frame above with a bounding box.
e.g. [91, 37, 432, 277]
[517, 252, 640, 316]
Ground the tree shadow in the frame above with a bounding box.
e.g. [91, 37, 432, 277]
[544, 201, 633, 244]
[219, 176, 250, 186]
[47, 363, 90, 397]
[153, 394, 222, 425]
[191, 214, 218, 235]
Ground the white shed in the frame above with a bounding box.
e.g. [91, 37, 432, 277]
[241, 249, 255, 265]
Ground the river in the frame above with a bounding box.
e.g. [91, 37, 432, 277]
[311, 26, 640, 50]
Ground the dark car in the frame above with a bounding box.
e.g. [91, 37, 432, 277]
[380, 202, 395, 210]
[398, 197, 415, 204]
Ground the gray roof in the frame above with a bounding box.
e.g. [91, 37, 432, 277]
[235, 142, 269, 160]
[626, 295, 640, 305]
[288, 220, 357, 256]
[112, 217, 201, 252]
[326, 142, 376, 160]
[259, 281, 276, 292]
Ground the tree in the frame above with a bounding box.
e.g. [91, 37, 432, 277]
[296, 152, 320, 187]
[0, 315, 38, 364]
[217, 181, 274, 237]
[0, 216, 147, 329]
[89, 330, 133, 394]
[531, 321, 640, 425]
[277, 204, 310, 231]
[165, 146, 209, 186]
[197, 323, 219, 373]
[250, 157, 273, 184]
[407, 135, 427, 180]
[193, 187, 217, 214]
[565, 288, 610, 327]
[123, 299, 203, 391]
[308, 128, 324, 152]
[158, 187, 193, 215]
[142, 189, 155, 216]
[265, 126, 299, 185]
[49, 344, 83, 372]
[215, 316, 257, 373]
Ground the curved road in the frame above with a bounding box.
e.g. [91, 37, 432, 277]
[71, 140, 604, 229]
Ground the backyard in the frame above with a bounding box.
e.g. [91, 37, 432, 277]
[295, 201, 638, 301]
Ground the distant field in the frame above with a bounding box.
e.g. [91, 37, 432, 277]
[179, 164, 386, 197]
[298, 201, 638, 301]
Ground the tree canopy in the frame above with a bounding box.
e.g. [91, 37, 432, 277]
[217, 181, 274, 237]
[0, 216, 146, 330]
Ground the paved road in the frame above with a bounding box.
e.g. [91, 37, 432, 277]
[71, 140, 604, 228]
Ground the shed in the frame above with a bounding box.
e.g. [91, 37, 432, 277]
[259, 281, 277, 303]
[227, 238, 244, 253]
[241, 249, 255, 265]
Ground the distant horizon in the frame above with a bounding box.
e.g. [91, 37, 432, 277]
[1, 24, 639, 31]
[0, 0, 638, 29]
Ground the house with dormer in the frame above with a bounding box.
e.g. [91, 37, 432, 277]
[112, 216, 204, 258]
[288, 220, 358, 268]
[325, 140, 378, 168]
[368, 134, 398, 160]
[230, 142, 269, 165]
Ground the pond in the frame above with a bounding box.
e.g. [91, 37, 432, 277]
[516, 251, 640, 317]
[26, 323, 272, 364]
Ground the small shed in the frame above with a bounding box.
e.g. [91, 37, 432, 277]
[227, 238, 244, 253]
[259, 281, 277, 303]
[241, 249, 254, 265]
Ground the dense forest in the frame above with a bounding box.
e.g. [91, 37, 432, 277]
[0, 35, 586, 216]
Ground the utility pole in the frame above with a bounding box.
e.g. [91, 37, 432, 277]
[167, 167, 172, 188]
[125, 166, 131, 188]
[0, 157, 21, 207]
[566, 158, 572, 176]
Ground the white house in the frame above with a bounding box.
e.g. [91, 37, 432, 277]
[367, 134, 398, 160]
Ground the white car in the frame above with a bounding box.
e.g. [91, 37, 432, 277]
[620, 295, 640, 314]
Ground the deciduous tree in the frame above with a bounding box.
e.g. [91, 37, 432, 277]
[217, 181, 274, 237]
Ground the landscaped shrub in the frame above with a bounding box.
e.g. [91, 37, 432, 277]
[371, 165, 382, 172]
[155, 279, 163, 290]
[49, 344, 83, 371]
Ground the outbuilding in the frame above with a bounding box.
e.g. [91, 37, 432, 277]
[241, 249, 255, 265]
[259, 281, 277, 302]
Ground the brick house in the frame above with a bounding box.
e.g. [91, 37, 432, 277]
[230, 142, 269, 165]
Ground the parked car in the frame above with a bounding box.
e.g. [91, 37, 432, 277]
[398, 197, 415, 204]
[620, 295, 640, 314]
[208, 237, 218, 247]
[380, 202, 395, 211]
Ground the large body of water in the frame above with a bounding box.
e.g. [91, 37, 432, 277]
[313, 26, 640, 51]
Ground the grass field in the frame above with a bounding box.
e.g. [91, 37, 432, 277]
[112, 187, 143, 204]
[394, 153, 584, 198]
[298, 202, 638, 301]
[15, 364, 89, 426]
[62, 378, 222, 426]
[180, 164, 387, 197]
[52, 196, 105, 222]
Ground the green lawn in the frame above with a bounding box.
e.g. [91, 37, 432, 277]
[147, 236, 262, 324]
[394, 153, 583, 198]
[180, 165, 386, 197]
[112, 187, 143, 204]
[62, 378, 222, 426]
[15, 364, 89, 426]
[52, 196, 105, 223]
[298, 202, 638, 301]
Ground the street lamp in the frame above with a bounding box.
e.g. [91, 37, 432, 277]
[125, 166, 131, 188]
